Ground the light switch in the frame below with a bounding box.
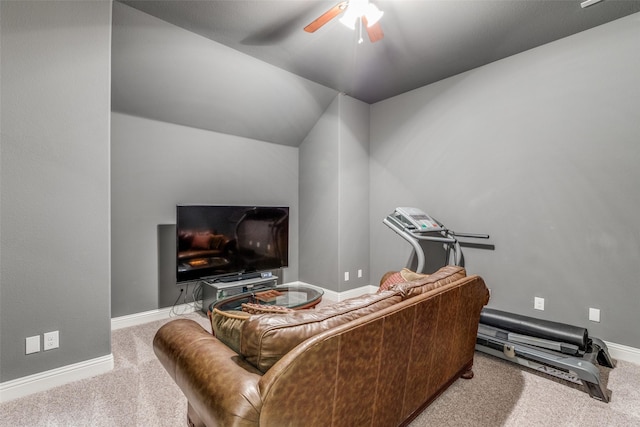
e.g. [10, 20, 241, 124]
[26, 335, 40, 354]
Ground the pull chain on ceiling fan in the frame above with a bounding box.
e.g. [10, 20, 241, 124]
[304, 0, 384, 43]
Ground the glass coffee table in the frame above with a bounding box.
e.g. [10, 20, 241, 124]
[211, 285, 324, 313]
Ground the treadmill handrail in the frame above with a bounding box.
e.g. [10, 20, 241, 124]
[383, 208, 490, 270]
[411, 233, 457, 244]
[383, 217, 426, 272]
[449, 232, 490, 239]
[383, 216, 461, 269]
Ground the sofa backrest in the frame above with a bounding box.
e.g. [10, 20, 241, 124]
[241, 290, 402, 373]
[209, 265, 469, 373]
[257, 274, 490, 426]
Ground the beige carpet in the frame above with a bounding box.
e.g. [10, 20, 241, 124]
[1, 311, 639, 427]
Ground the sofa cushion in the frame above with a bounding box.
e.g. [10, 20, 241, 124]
[391, 265, 466, 299]
[240, 290, 402, 373]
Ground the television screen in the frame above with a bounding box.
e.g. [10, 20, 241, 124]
[176, 205, 289, 283]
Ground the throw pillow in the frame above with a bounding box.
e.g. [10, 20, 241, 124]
[378, 271, 406, 292]
[400, 268, 430, 282]
[241, 303, 294, 315]
[210, 308, 250, 354]
[393, 265, 466, 299]
[191, 232, 212, 250]
[378, 268, 431, 293]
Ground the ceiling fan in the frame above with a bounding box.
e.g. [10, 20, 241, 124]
[304, 0, 384, 43]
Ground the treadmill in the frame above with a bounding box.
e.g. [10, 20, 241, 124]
[384, 207, 615, 402]
[477, 308, 614, 402]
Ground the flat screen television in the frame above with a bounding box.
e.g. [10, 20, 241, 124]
[176, 205, 289, 284]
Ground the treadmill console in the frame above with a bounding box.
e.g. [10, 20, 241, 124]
[392, 207, 443, 232]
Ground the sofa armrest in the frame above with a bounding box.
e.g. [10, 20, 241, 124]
[153, 319, 263, 427]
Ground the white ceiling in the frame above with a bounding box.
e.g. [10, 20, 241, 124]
[119, 0, 640, 104]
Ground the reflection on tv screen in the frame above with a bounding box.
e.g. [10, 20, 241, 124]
[176, 205, 289, 283]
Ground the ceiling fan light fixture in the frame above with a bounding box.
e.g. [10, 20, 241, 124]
[364, 3, 383, 27]
[340, 0, 383, 30]
[339, 6, 359, 30]
[306, 0, 384, 41]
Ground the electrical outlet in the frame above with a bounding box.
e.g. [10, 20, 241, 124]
[344, 271, 349, 281]
[589, 308, 601, 322]
[357, 269, 363, 278]
[534, 297, 545, 311]
[26, 335, 41, 354]
[44, 330, 59, 351]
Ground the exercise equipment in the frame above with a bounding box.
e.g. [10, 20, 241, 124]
[383, 207, 489, 271]
[384, 207, 615, 402]
[476, 308, 614, 402]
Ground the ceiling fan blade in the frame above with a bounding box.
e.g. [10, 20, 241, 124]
[304, 1, 348, 33]
[362, 17, 384, 42]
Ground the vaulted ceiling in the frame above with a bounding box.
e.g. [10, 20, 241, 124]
[112, 1, 640, 146]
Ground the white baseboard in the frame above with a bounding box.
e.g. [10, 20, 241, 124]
[0, 354, 114, 403]
[605, 341, 640, 365]
[291, 281, 377, 302]
[111, 303, 199, 330]
[334, 284, 379, 301]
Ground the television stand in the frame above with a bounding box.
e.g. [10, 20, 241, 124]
[217, 272, 263, 283]
[200, 275, 278, 314]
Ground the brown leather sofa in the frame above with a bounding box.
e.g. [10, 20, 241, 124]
[153, 266, 490, 426]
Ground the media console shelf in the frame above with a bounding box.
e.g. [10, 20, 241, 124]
[200, 276, 278, 313]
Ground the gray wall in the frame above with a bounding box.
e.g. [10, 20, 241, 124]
[111, 113, 299, 317]
[337, 95, 370, 290]
[299, 96, 340, 290]
[0, 1, 112, 381]
[299, 94, 370, 292]
[111, 1, 336, 148]
[370, 13, 640, 347]
[110, 2, 328, 317]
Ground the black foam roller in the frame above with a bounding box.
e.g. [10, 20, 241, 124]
[480, 308, 588, 351]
